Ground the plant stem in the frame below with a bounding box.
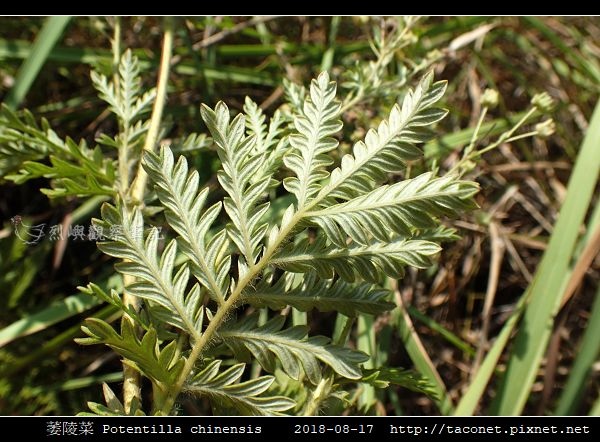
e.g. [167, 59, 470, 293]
[129, 17, 174, 205]
[110, 16, 141, 414]
[120, 17, 174, 414]
[112, 18, 131, 198]
[464, 106, 488, 157]
[451, 107, 538, 175]
[111, 17, 121, 79]
[158, 210, 304, 414]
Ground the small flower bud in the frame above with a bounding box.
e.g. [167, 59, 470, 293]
[531, 92, 554, 113]
[535, 118, 555, 138]
[404, 31, 418, 45]
[460, 159, 477, 173]
[353, 16, 371, 24]
[480, 89, 499, 108]
[426, 49, 443, 61]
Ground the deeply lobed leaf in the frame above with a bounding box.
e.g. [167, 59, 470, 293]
[77, 318, 184, 387]
[244, 272, 394, 316]
[185, 360, 295, 416]
[314, 72, 447, 205]
[304, 172, 479, 247]
[95, 204, 205, 337]
[143, 146, 230, 301]
[201, 102, 272, 269]
[283, 71, 343, 208]
[272, 235, 441, 283]
[219, 313, 369, 384]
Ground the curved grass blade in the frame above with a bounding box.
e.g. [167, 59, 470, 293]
[4, 16, 71, 109]
[491, 99, 600, 415]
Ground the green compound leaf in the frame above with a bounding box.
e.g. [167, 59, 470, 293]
[219, 313, 368, 384]
[185, 360, 295, 416]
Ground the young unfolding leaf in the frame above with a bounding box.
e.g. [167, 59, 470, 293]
[82, 383, 143, 417]
[81, 383, 146, 416]
[272, 235, 441, 283]
[201, 102, 271, 270]
[219, 313, 369, 384]
[91, 50, 156, 127]
[244, 272, 394, 316]
[185, 360, 295, 416]
[283, 72, 342, 208]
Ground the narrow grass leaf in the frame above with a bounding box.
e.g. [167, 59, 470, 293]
[555, 283, 600, 415]
[392, 288, 454, 415]
[4, 16, 71, 109]
[491, 99, 600, 415]
[0, 293, 100, 348]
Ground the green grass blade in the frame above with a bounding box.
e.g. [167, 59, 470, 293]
[0, 37, 275, 87]
[522, 17, 600, 85]
[48, 372, 123, 392]
[0, 305, 118, 378]
[357, 314, 377, 411]
[454, 294, 528, 415]
[491, 99, 600, 415]
[320, 16, 340, 72]
[393, 297, 454, 414]
[407, 306, 475, 357]
[458, 204, 600, 416]
[555, 282, 600, 415]
[0, 37, 109, 64]
[0, 293, 100, 347]
[4, 16, 71, 109]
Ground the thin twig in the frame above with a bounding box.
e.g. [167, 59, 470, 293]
[170, 17, 278, 65]
[128, 18, 175, 205]
[501, 232, 533, 283]
[489, 161, 570, 173]
[196, 16, 278, 49]
[472, 221, 505, 378]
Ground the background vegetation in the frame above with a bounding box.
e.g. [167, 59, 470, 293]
[0, 16, 598, 415]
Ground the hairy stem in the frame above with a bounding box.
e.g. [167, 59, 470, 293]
[121, 17, 174, 414]
[110, 16, 141, 414]
[158, 210, 304, 414]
